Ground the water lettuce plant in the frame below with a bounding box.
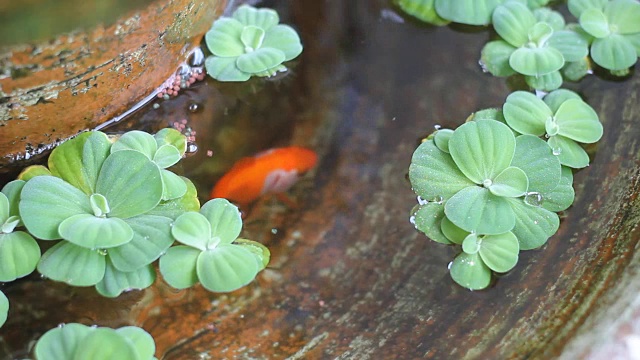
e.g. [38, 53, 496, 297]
[481, 1, 589, 91]
[409, 86, 599, 289]
[569, 0, 640, 75]
[34, 323, 156, 360]
[503, 89, 603, 168]
[204, 5, 303, 81]
[160, 198, 270, 292]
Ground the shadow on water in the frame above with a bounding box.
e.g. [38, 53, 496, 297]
[2, 0, 640, 359]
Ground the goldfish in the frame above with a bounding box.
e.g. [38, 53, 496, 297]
[210, 146, 318, 206]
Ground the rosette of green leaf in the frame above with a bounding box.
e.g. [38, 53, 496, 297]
[0, 180, 41, 282]
[34, 323, 156, 360]
[449, 231, 520, 290]
[111, 130, 187, 201]
[410, 121, 563, 249]
[204, 5, 303, 82]
[503, 90, 603, 168]
[434, 0, 503, 25]
[159, 198, 269, 292]
[569, 0, 640, 74]
[410, 120, 530, 235]
[394, 0, 450, 25]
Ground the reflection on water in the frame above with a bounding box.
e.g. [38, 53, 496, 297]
[2, 0, 640, 358]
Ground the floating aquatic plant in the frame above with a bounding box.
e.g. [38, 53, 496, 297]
[204, 5, 303, 82]
[568, 0, 640, 75]
[159, 198, 270, 292]
[481, 1, 589, 90]
[503, 89, 603, 168]
[34, 323, 156, 360]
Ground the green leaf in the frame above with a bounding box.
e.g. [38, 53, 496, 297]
[200, 198, 243, 245]
[445, 186, 516, 234]
[489, 166, 529, 197]
[205, 56, 251, 82]
[492, 1, 537, 47]
[568, 0, 608, 18]
[625, 33, 640, 54]
[236, 47, 286, 74]
[554, 99, 603, 143]
[153, 145, 181, 169]
[528, 22, 554, 46]
[34, 323, 93, 360]
[2, 180, 24, 220]
[449, 120, 516, 184]
[18, 165, 51, 181]
[111, 131, 157, 159]
[580, 8, 610, 38]
[48, 132, 103, 195]
[509, 46, 565, 76]
[548, 30, 590, 62]
[590, 34, 637, 71]
[96, 150, 163, 219]
[395, 0, 450, 25]
[110, 215, 174, 272]
[38, 241, 106, 286]
[161, 169, 188, 201]
[479, 232, 519, 273]
[154, 128, 187, 157]
[80, 132, 112, 194]
[503, 91, 551, 136]
[158, 245, 200, 289]
[0, 192, 8, 223]
[234, 238, 271, 270]
[433, 129, 454, 153]
[409, 140, 475, 200]
[96, 259, 155, 298]
[0, 231, 40, 281]
[480, 40, 517, 77]
[547, 135, 591, 168]
[73, 328, 139, 360]
[19, 176, 92, 240]
[605, 0, 640, 34]
[0, 290, 7, 328]
[435, 0, 503, 25]
[205, 17, 245, 57]
[412, 202, 451, 244]
[508, 197, 559, 250]
[542, 166, 575, 212]
[440, 216, 469, 244]
[562, 59, 591, 82]
[241, 26, 266, 51]
[543, 89, 583, 113]
[525, 71, 563, 92]
[116, 327, 156, 360]
[511, 135, 561, 194]
[146, 177, 200, 219]
[59, 214, 133, 249]
[197, 245, 260, 292]
[171, 212, 211, 250]
[533, 8, 565, 31]
[233, 5, 280, 30]
[449, 252, 491, 290]
[462, 233, 481, 254]
[263, 24, 303, 61]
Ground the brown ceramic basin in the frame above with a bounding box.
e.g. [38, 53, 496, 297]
[2, 0, 640, 359]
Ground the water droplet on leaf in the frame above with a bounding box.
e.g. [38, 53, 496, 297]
[524, 192, 543, 207]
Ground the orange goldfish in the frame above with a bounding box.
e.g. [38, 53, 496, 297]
[210, 146, 318, 206]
